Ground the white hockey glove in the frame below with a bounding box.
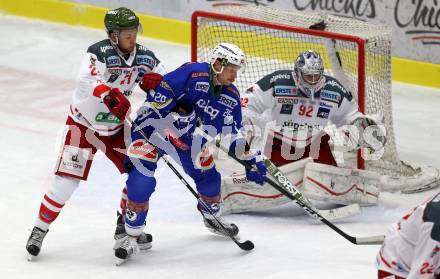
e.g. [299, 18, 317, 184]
[349, 114, 387, 153]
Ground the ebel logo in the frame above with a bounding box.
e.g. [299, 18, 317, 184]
[195, 82, 210, 93]
[107, 55, 121, 67]
[270, 73, 290, 83]
[196, 99, 219, 120]
[100, 45, 113, 53]
[218, 94, 238, 109]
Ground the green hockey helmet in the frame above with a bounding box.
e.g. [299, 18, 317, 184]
[104, 7, 140, 36]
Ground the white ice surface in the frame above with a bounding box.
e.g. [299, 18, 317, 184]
[1, 15, 440, 279]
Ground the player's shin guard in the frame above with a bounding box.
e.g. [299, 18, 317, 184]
[197, 194, 239, 237]
[35, 176, 79, 230]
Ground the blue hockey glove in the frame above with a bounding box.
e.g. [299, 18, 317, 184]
[243, 153, 267, 186]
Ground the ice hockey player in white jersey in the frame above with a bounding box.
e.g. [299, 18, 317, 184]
[377, 192, 440, 279]
[219, 50, 386, 215]
[25, 7, 165, 260]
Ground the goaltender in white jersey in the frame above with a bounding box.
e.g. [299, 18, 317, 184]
[218, 50, 386, 215]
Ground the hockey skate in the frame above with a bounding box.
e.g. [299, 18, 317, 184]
[199, 203, 239, 238]
[26, 226, 48, 261]
[114, 235, 140, 266]
[114, 212, 152, 251]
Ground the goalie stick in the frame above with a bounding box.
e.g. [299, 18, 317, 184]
[201, 131, 384, 245]
[129, 121, 254, 252]
[263, 159, 362, 221]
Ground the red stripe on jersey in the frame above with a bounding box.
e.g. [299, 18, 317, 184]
[92, 84, 111, 98]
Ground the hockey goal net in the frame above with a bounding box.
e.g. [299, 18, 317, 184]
[191, 5, 440, 193]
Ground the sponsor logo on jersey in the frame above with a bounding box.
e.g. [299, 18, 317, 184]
[223, 109, 234, 125]
[100, 45, 113, 53]
[136, 55, 155, 68]
[57, 145, 90, 177]
[196, 99, 219, 120]
[218, 94, 238, 109]
[320, 90, 341, 103]
[127, 139, 158, 162]
[319, 102, 333, 108]
[191, 72, 209, 78]
[282, 120, 322, 132]
[326, 79, 347, 94]
[108, 68, 122, 76]
[317, 106, 330, 119]
[195, 147, 215, 170]
[195, 82, 210, 93]
[95, 112, 121, 124]
[107, 56, 121, 67]
[270, 73, 290, 83]
[276, 97, 295, 104]
[274, 85, 298, 96]
[280, 104, 293, 114]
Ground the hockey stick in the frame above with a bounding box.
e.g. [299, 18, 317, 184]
[263, 159, 362, 221]
[129, 121, 254, 251]
[201, 131, 384, 245]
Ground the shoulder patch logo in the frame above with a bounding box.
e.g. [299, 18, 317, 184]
[107, 55, 121, 67]
[191, 72, 209, 78]
[100, 45, 113, 53]
[195, 82, 210, 93]
[136, 55, 155, 68]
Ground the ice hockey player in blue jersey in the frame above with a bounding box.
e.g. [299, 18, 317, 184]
[114, 43, 267, 262]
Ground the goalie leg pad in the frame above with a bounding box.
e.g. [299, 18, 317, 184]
[220, 159, 308, 215]
[303, 162, 380, 206]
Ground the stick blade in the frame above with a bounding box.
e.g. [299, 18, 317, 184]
[237, 240, 255, 251]
[355, 235, 385, 245]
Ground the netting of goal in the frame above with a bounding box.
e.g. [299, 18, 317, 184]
[191, 5, 439, 193]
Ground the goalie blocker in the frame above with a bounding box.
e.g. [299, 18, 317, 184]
[218, 157, 380, 215]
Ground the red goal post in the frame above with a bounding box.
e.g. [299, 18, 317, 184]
[191, 6, 440, 193]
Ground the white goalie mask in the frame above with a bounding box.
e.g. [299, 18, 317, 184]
[293, 50, 325, 98]
[209, 43, 246, 74]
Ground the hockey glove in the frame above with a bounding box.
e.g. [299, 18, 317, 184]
[139, 72, 163, 92]
[243, 152, 267, 186]
[351, 114, 387, 152]
[103, 88, 131, 120]
[163, 107, 197, 150]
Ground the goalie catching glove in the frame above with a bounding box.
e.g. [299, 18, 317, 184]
[347, 114, 387, 153]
